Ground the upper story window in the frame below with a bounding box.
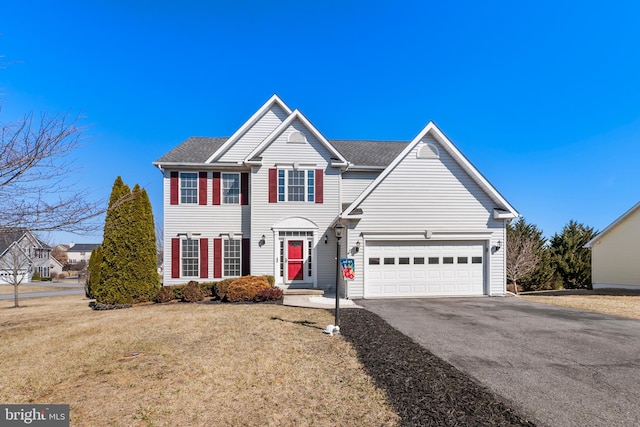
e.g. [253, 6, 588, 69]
[278, 170, 315, 202]
[180, 172, 198, 204]
[222, 173, 240, 204]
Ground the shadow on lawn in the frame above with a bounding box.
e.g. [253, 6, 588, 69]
[270, 316, 324, 330]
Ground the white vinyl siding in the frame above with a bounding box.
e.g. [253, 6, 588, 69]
[345, 135, 507, 298]
[217, 105, 289, 162]
[341, 171, 379, 204]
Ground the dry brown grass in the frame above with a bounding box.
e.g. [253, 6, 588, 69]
[0, 285, 73, 294]
[521, 290, 640, 320]
[0, 296, 398, 427]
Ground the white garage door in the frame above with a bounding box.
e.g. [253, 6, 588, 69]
[365, 241, 485, 297]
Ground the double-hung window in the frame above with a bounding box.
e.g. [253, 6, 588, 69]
[181, 239, 199, 277]
[224, 239, 241, 277]
[278, 170, 315, 202]
[222, 173, 240, 204]
[180, 172, 198, 204]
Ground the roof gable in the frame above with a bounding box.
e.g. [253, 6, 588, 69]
[342, 122, 519, 218]
[244, 109, 348, 165]
[585, 201, 640, 248]
[206, 94, 293, 163]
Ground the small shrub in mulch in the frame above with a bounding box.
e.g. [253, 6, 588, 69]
[89, 301, 132, 311]
[169, 285, 185, 300]
[340, 309, 537, 427]
[253, 286, 284, 302]
[214, 278, 235, 301]
[182, 281, 205, 302]
[154, 286, 175, 303]
[226, 276, 271, 302]
[199, 282, 216, 297]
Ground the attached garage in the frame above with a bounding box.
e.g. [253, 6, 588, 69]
[364, 241, 486, 297]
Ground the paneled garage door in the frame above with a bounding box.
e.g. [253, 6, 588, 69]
[365, 241, 485, 297]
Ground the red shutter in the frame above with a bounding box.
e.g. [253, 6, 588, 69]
[268, 168, 277, 203]
[200, 238, 209, 278]
[241, 173, 249, 205]
[242, 238, 250, 276]
[213, 238, 222, 278]
[170, 172, 179, 205]
[171, 238, 180, 278]
[199, 172, 207, 205]
[315, 169, 323, 204]
[212, 172, 221, 205]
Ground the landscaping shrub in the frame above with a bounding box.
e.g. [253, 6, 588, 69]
[199, 282, 216, 297]
[214, 278, 235, 300]
[50, 272, 58, 280]
[182, 280, 205, 302]
[154, 286, 175, 303]
[226, 276, 271, 302]
[170, 285, 185, 300]
[253, 286, 284, 302]
[265, 275, 275, 286]
[32, 271, 42, 281]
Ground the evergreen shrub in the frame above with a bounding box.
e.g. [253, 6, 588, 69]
[182, 280, 205, 302]
[253, 286, 284, 302]
[226, 276, 271, 302]
[154, 286, 175, 303]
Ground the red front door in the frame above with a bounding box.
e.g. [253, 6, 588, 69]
[287, 240, 304, 280]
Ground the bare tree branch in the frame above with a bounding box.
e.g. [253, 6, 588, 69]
[0, 111, 106, 233]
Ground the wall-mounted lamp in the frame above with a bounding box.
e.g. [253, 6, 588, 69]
[355, 241, 360, 253]
[324, 234, 328, 244]
[259, 234, 266, 247]
[497, 240, 502, 249]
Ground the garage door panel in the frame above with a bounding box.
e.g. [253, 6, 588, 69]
[366, 241, 485, 297]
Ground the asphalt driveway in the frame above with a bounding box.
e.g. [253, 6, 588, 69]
[358, 297, 640, 427]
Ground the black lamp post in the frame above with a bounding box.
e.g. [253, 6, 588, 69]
[333, 222, 346, 333]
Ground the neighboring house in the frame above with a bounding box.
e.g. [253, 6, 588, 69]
[66, 243, 101, 265]
[0, 228, 52, 284]
[50, 256, 65, 278]
[153, 95, 518, 298]
[585, 201, 640, 290]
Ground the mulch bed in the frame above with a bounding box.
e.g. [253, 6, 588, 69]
[339, 309, 537, 427]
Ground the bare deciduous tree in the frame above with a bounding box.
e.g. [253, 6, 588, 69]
[0, 237, 32, 308]
[506, 218, 542, 294]
[0, 112, 104, 233]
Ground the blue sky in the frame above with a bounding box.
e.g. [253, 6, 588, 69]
[2, 0, 640, 244]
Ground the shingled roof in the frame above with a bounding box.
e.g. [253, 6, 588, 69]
[155, 137, 228, 164]
[155, 136, 408, 167]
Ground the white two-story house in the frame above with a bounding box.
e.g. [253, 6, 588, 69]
[154, 95, 518, 298]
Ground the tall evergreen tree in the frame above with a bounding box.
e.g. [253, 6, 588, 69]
[86, 246, 102, 298]
[550, 220, 597, 289]
[95, 177, 159, 304]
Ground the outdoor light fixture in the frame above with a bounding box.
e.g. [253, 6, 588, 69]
[333, 222, 347, 335]
[324, 234, 328, 244]
[355, 241, 360, 253]
[497, 240, 502, 248]
[259, 235, 266, 247]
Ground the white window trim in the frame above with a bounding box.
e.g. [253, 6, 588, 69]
[277, 169, 315, 202]
[179, 172, 199, 205]
[181, 238, 199, 277]
[221, 172, 241, 205]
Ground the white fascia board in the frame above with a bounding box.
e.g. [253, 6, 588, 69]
[493, 209, 518, 220]
[427, 123, 519, 217]
[342, 122, 519, 218]
[153, 162, 245, 170]
[243, 109, 348, 165]
[584, 201, 640, 247]
[361, 231, 493, 241]
[205, 94, 293, 164]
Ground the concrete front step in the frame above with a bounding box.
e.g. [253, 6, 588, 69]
[282, 288, 324, 296]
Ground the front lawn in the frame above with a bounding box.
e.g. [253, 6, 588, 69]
[521, 289, 640, 320]
[0, 296, 398, 426]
